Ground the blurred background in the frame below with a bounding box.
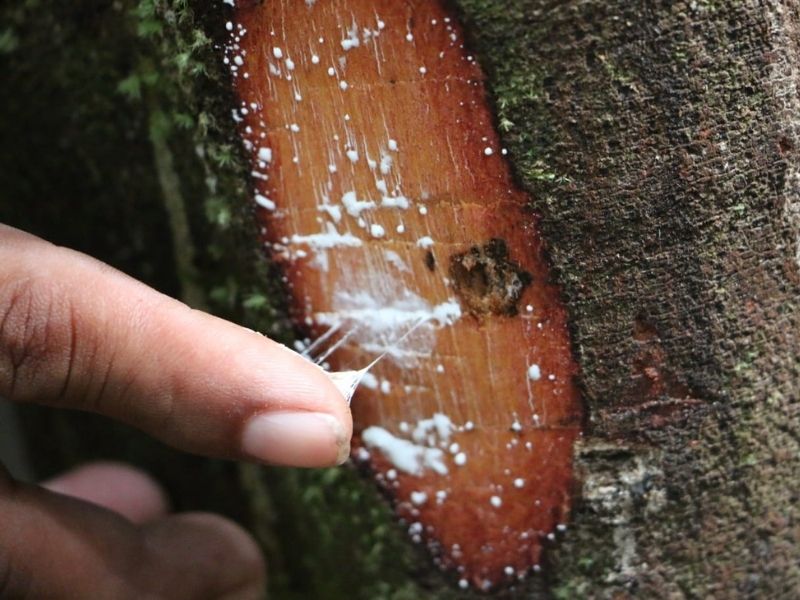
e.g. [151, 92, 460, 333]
[0, 401, 33, 481]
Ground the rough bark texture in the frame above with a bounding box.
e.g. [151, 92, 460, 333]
[2, 0, 798, 598]
[453, 1, 800, 596]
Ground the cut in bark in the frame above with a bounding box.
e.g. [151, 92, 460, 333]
[228, 0, 581, 589]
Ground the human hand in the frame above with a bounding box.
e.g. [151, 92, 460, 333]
[0, 224, 352, 598]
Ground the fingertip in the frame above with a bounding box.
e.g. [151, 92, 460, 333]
[238, 333, 354, 434]
[163, 306, 354, 426]
[256, 334, 352, 407]
[43, 461, 170, 524]
[144, 512, 266, 599]
[242, 410, 350, 467]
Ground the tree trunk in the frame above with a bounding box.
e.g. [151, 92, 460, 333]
[1, 0, 798, 598]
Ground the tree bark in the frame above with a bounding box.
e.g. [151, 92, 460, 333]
[454, 1, 800, 596]
[1, 0, 798, 598]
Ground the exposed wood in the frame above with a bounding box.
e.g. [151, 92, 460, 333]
[228, 0, 581, 589]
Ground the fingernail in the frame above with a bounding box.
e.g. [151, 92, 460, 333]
[242, 412, 349, 467]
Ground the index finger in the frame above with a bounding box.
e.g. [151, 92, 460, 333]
[0, 225, 351, 467]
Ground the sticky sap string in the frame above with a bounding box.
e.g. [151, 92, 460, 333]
[300, 321, 342, 359]
[312, 325, 359, 366]
[316, 318, 429, 405]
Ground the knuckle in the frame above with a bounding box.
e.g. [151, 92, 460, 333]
[0, 277, 74, 403]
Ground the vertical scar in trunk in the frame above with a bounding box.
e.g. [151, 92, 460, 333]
[226, 0, 582, 591]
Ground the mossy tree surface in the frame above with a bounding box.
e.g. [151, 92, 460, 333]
[1, 0, 798, 598]
[454, 0, 800, 597]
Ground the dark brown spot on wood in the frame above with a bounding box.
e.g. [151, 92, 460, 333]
[633, 315, 660, 341]
[448, 238, 532, 317]
[424, 250, 436, 271]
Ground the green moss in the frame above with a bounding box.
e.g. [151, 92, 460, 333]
[0, 28, 20, 53]
[251, 467, 423, 600]
[454, 1, 572, 206]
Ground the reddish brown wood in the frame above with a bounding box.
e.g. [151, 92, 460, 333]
[226, 0, 582, 589]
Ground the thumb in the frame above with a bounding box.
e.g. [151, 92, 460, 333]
[0, 467, 265, 599]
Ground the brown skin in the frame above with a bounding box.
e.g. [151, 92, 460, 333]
[0, 224, 353, 598]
